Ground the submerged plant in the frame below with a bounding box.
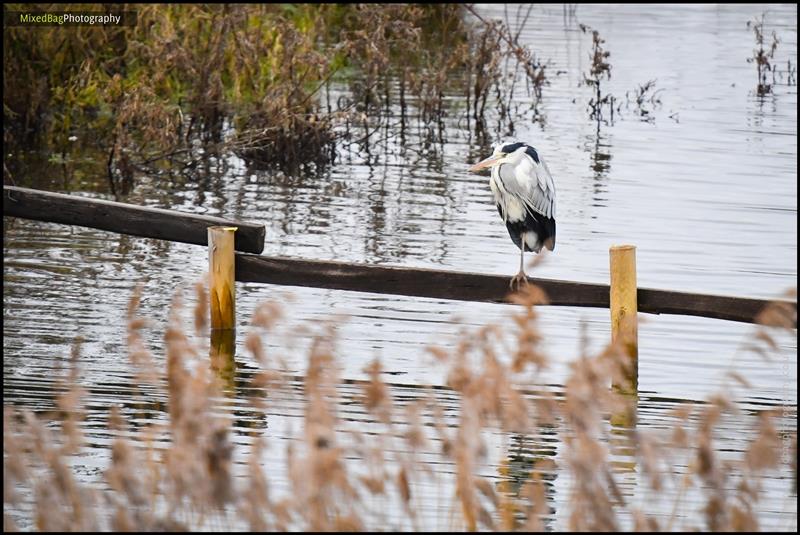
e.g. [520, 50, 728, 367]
[580, 26, 668, 126]
[580, 24, 618, 124]
[625, 79, 663, 123]
[747, 13, 780, 96]
[464, 5, 550, 142]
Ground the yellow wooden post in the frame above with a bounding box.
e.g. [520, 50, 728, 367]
[610, 244, 638, 394]
[208, 226, 237, 332]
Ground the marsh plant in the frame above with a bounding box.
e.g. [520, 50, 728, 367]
[624, 80, 664, 123]
[4, 4, 550, 185]
[747, 13, 780, 96]
[463, 5, 550, 140]
[580, 24, 617, 124]
[580, 26, 672, 126]
[3, 281, 796, 531]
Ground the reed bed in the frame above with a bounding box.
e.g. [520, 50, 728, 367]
[3, 282, 796, 531]
[4, 4, 547, 181]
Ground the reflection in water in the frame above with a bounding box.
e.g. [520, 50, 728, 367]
[499, 429, 559, 530]
[211, 329, 237, 392]
[583, 120, 612, 218]
[608, 419, 638, 480]
[365, 164, 389, 262]
[588, 121, 612, 185]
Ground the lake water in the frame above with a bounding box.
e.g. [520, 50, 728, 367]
[3, 3, 797, 531]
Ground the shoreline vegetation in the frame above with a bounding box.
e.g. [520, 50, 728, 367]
[4, 5, 793, 193]
[3, 283, 796, 531]
[3, 4, 549, 187]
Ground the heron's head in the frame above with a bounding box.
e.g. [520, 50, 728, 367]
[469, 141, 534, 173]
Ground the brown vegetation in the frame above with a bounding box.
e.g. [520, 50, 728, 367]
[3, 281, 796, 531]
[3, 4, 548, 185]
[747, 13, 780, 96]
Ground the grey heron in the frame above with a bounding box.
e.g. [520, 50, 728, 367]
[469, 141, 556, 290]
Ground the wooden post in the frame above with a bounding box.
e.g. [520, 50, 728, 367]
[209, 226, 237, 331]
[610, 245, 638, 394]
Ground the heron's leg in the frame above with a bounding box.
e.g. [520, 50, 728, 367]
[510, 234, 529, 290]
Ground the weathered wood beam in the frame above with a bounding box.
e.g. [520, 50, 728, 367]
[3, 185, 265, 254]
[235, 254, 796, 326]
[5, 185, 794, 327]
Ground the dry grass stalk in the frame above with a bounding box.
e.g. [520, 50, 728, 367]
[3, 283, 796, 531]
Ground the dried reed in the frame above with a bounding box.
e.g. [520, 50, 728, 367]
[3, 281, 796, 531]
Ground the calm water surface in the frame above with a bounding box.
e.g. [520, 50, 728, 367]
[4, 4, 797, 531]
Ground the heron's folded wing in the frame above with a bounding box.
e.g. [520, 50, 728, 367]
[497, 156, 556, 219]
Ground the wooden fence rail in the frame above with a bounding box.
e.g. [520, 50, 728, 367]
[4, 185, 796, 327]
[4, 185, 265, 254]
[235, 254, 795, 326]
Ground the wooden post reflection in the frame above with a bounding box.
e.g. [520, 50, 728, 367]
[208, 226, 237, 391]
[210, 329, 236, 391]
[497, 433, 558, 530]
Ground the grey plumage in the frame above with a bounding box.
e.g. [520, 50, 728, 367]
[469, 140, 557, 287]
[488, 144, 556, 252]
[495, 148, 556, 220]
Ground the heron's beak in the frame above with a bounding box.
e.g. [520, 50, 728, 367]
[469, 155, 502, 173]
